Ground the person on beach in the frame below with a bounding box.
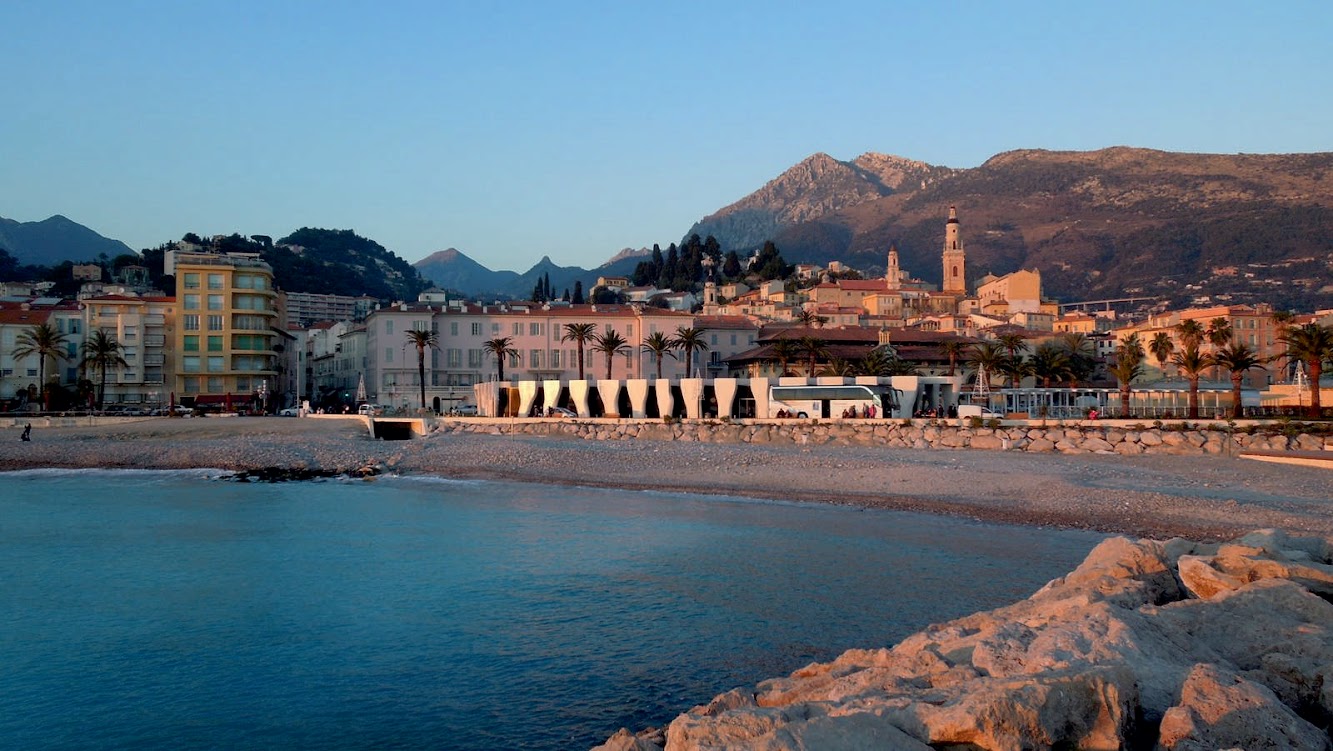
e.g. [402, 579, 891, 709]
[20, 423, 32, 441]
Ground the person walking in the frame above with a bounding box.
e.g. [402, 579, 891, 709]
[20, 423, 32, 441]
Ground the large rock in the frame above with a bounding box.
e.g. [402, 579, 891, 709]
[603, 530, 1333, 751]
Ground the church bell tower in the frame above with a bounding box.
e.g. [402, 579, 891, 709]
[941, 205, 967, 294]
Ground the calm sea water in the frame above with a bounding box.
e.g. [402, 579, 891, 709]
[0, 470, 1105, 750]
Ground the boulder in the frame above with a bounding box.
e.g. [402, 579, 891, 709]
[1156, 663, 1328, 751]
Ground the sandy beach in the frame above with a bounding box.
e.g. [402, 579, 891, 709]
[4, 416, 1331, 541]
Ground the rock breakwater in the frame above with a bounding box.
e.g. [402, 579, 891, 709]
[439, 419, 1331, 457]
[596, 529, 1333, 751]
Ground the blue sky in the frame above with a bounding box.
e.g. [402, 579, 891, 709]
[3, 1, 1330, 271]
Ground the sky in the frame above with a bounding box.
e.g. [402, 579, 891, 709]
[3, 1, 1331, 272]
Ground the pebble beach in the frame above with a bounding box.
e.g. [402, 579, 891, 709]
[4, 416, 1331, 542]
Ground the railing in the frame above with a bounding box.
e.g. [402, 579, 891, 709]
[143, 354, 165, 366]
[144, 336, 165, 347]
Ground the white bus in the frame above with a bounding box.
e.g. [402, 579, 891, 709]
[768, 384, 901, 419]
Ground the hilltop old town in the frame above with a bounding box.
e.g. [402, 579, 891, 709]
[2, 206, 1331, 421]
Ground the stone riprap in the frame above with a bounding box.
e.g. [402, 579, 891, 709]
[437, 418, 1330, 457]
[595, 529, 1333, 751]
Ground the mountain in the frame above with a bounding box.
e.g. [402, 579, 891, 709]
[685, 152, 954, 252]
[688, 147, 1333, 310]
[0, 215, 135, 266]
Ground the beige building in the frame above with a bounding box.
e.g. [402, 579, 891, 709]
[1113, 303, 1284, 387]
[82, 294, 176, 407]
[169, 250, 282, 409]
[977, 268, 1043, 315]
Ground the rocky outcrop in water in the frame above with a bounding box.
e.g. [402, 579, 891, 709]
[595, 529, 1333, 751]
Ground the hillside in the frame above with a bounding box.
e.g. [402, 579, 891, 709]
[0, 215, 134, 266]
[413, 248, 648, 300]
[690, 147, 1333, 310]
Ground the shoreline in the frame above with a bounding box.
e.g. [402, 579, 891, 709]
[3, 416, 1331, 541]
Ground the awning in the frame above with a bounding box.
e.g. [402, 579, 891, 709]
[188, 393, 254, 406]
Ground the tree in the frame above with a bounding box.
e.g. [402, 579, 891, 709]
[404, 329, 439, 411]
[639, 331, 677, 380]
[1176, 319, 1206, 349]
[590, 329, 630, 380]
[1058, 332, 1096, 386]
[561, 323, 597, 380]
[967, 342, 1008, 390]
[1149, 331, 1175, 376]
[572, 281, 584, 305]
[1278, 323, 1333, 417]
[1169, 342, 1210, 419]
[483, 337, 517, 382]
[770, 337, 799, 376]
[1109, 334, 1146, 417]
[671, 327, 709, 378]
[1029, 342, 1073, 388]
[1205, 317, 1234, 380]
[797, 335, 828, 377]
[794, 309, 827, 328]
[722, 251, 742, 279]
[821, 358, 856, 377]
[13, 322, 70, 410]
[80, 330, 129, 411]
[938, 339, 967, 376]
[751, 241, 791, 280]
[1212, 342, 1265, 419]
[996, 332, 1029, 387]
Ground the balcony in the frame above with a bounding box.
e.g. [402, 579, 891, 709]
[143, 354, 165, 366]
[144, 336, 165, 347]
[145, 315, 165, 325]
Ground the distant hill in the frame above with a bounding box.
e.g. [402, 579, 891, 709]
[414, 248, 650, 300]
[0, 215, 134, 266]
[687, 147, 1333, 311]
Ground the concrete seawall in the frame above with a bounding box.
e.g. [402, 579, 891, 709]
[436, 417, 1333, 457]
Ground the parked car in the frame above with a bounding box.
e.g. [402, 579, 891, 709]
[278, 407, 299, 417]
[546, 407, 576, 417]
[451, 404, 478, 416]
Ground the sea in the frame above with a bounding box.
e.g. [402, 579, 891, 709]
[0, 470, 1106, 750]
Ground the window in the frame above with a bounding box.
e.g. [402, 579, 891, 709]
[182, 356, 201, 373]
[414, 320, 428, 332]
[122, 371, 136, 380]
[513, 322, 521, 336]
[711, 334, 718, 345]
[233, 275, 253, 289]
[508, 351, 519, 368]
[207, 294, 223, 311]
[207, 356, 224, 372]
[68, 319, 81, 334]
[183, 273, 200, 289]
[447, 349, 461, 367]
[183, 377, 198, 393]
[184, 294, 200, 310]
[183, 336, 200, 352]
[530, 349, 542, 369]
[208, 336, 223, 352]
[236, 376, 251, 392]
[207, 377, 223, 393]
[27, 368, 38, 377]
[124, 327, 137, 341]
[208, 315, 223, 331]
[731, 334, 737, 345]
[233, 314, 265, 330]
[385, 321, 394, 335]
[529, 323, 541, 336]
[183, 315, 199, 331]
[491, 323, 500, 335]
[468, 349, 483, 367]
[626, 325, 633, 338]
[551, 349, 562, 369]
[207, 274, 224, 290]
[471, 322, 482, 336]
[385, 348, 393, 363]
[450, 322, 459, 336]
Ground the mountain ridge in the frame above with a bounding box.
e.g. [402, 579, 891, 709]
[0, 215, 135, 266]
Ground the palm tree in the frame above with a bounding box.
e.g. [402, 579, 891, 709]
[1176, 319, 1206, 349]
[797, 335, 827, 376]
[13, 322, 70, 410]
[1109, 334, 1146, 417]
[79, 330, 129, 411]
[1149, 331, 1175, 377]
[938, 339, 967, 376]
[591, 329, 630, 380]
[561, 322, 597, 380]
[404, 329, 439, 411]
[483, 336, 518, 382]
[968, 342, 1008, 392]
[794, 309, 827, 328]
[820, 358, 856, 377]
[1278, 323, 1333, 417]
[1058, 332, 1096, 386]
[996, 332, 1028, 361]
[639, 331, 677, 379]
[1205, 317, 1233, 380]
[1028, 342, 1072, 388]
[1211, 342, 1266, 419]
[670, 327, 709, 378]
[856, 346, 897, 377]
[1169, 342, 1211, 419]
[770, 337, 799, 376]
